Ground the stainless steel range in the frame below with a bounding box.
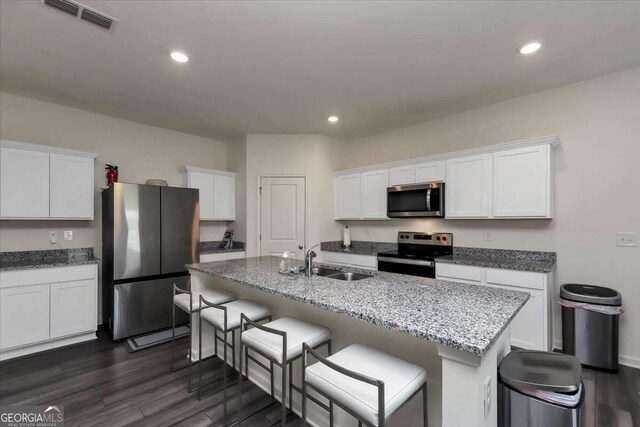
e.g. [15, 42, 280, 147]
[377, 232, 453, 278]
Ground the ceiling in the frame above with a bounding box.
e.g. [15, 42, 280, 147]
[2, 1, 640, 142]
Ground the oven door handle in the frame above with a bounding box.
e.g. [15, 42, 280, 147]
[426, 188, 432, 211]
[377, 256, 434, 267]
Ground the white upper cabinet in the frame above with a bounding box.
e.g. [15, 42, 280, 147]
[335, 173, 361, 219]
[361, 169, 389, 219]
[183, 166, 236, 221]
[388, 165, 415, 186]
[333, 135, 557, 221]
[50, 154, 94, 219]
[0, 147, 50, 218]
[493, 145, 551, 218]
[188, 172, 215, 220]
[213, 174, 236, 220]
[415, 160, 445, 183]
[0, 141, 97, 220]
[446, 154, 492, 218]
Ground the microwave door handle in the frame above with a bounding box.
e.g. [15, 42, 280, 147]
[426, 188, 432, 211]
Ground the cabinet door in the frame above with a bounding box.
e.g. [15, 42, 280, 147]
[361, 170, 389, 219]
[389, 165, 415, 185]
[50, 279, 96, 338]
[50, 154, 94, 219]
[415, 161, 445, 183]
[0, 147, 50, 218]
[445, 154, 492, 218]
[213, 174, 236, 220]
[493, 145, 550, 218]
[188, 172, 215, 220]
[0, 284, 50, 349]
[487, 283, 545, 350]
[334, 174, 361, 219]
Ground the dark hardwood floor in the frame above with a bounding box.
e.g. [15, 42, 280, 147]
[0, 329, 638, 426]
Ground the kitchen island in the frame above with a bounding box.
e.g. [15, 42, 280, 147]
[187, 256, 529, 427]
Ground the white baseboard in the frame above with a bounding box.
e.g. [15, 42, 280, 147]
[0, 331, 97, 361]
[553, 339, 640, 369]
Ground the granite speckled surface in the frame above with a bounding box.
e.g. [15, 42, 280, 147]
[187, 256, 529, 355]
[321, 240, 397, 256]
[200, 241, 245, 254]
[0, 248, 99, 272]
[437, 247, 557, 273]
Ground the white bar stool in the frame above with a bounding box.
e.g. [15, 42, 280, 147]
[238, 316, 332, 427]
[197, 297, 272, 420]
[302, 343, 428, 427]
[171, 284, 234, 391]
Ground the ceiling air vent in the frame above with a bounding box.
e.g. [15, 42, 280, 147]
[80, 8, 114, 30]
[43, 0, 80, 16]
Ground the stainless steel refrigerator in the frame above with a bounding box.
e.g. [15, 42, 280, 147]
[102, 183, 199, 340]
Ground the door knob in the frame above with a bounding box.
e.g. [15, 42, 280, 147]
[298, 245, 303, 250]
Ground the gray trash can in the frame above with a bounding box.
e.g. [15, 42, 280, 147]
[560, 283, 622, 371]
[498, 350, 584, 427]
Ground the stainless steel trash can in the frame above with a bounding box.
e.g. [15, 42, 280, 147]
[498, 350, 584, 427]
[560, 283, 622, 371]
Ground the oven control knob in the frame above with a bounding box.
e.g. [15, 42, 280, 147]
[437, 236, 441, 241]
[442, 237, 447, 241]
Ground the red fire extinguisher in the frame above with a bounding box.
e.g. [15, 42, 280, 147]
[105, 164, 119, 186]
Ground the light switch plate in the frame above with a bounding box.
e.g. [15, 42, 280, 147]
[616, 232, 637, 247]
[49, 231, 58, 244]
[64, 230, 73, 241]
[484, 231, 492, 241]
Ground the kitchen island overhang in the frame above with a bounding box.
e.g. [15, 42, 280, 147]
[187, 256, 529, 427]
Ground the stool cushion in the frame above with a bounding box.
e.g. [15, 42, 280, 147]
[241, 316, 331, 364]
[305, 343, 426, 427]
[173, 289, 234, 313]
[200, 299, 271, 331]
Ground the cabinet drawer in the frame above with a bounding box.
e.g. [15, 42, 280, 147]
[485, 268, 544, 290]
[350, 254, 377, 270]
[324, 252, 351, 265]
[0, 264, 97, 289]
[436, 263, 482, 282]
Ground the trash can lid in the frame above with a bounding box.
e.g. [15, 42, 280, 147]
[499, 350, 582, 393]
[560, 283, 622, 306]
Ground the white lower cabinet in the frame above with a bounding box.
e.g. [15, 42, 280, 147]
[0, 284, 50, 349]
[0, 264, 98, 360]
[200, 251, 246, 263]
[436, 263, 552, 351]
[50, 279, 96, 339]
[324, 252, 377, 270]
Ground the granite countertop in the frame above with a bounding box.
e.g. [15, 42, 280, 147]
[200, 241, 245, 255]
[0, 248, 99, 272]
[436, 247, 557, 273]
[320, 240, 396, 256]
[187, 256, 529, 356]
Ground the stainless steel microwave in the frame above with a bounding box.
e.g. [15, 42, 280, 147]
[387, 182, 445, 218]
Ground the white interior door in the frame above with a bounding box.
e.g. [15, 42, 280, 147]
[260, 177, 306, 259]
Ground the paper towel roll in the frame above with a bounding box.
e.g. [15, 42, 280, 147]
[343, 226, 351, 247]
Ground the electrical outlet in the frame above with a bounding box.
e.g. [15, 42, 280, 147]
[616, 232, 637, 247]
[484, 231, 492, 241]
[484, 376, 491, 419]
[49, 231, 58, 244]
[64, 230, 73, 241]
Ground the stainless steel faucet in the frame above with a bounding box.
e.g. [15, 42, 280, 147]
[305, 244, 319, 277]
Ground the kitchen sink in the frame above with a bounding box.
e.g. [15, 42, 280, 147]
[312, 267, 372, 281]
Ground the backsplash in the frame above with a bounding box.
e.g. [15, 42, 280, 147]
[200, 240, 245, 252]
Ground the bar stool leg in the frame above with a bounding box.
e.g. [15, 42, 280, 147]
[281, 360, 287, 426]
[422, 383, 428, 426]
[187, 310, 194, 391]
[223, 327, 228, 421]
[197, 313, 203, 399]
[170, 301, 176, 371]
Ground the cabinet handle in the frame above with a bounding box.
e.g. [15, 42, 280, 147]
[426, 189, 432, 211]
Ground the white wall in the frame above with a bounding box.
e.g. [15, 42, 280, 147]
[243, 134, 342, 257]
[333, 67, 640, 367]
[0, 92, 230, 253]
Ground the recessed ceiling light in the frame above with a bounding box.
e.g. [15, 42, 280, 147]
[328, 116, 339, 123]
[170, 51, 189, 63]
[519, 42, 541, 55]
